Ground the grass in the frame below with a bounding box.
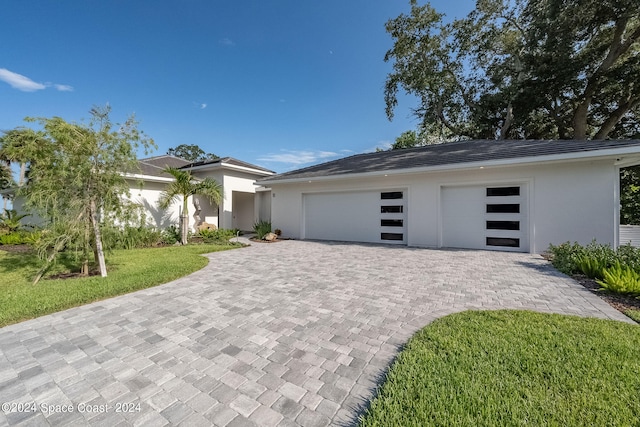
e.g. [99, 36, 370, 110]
[624, 308, 640, 323]
[0, 243, 239, 327]
[360, 310, 640, 427]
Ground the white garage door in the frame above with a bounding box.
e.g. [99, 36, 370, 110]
[441, 184, 528, 252]
[303, 190, 407, 244]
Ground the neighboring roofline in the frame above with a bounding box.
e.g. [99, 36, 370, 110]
[183, 158, 275, 176]
[139, 154, 191, 164]
[259, 145, 640, 185]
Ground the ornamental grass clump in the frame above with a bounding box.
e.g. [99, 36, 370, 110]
[548, 241, 640, 297]
[597, 261, 640, 296]
[253, 220, 272, 240]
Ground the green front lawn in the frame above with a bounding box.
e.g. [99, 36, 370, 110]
[360, 310, 640, 426]
[624, 308, 640, 323]
[0, 243, 239, 327]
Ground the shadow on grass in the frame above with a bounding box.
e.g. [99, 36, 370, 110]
[0, 250, 39, 272]
[0, 248, 107, 280]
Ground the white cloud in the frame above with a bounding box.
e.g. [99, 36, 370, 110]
[200, 103, 207, 109]
[0, 68, 46, 92]
[54, 84, 74, 92]
[258, 150, 339, 165]
[219, 38, 235, 46]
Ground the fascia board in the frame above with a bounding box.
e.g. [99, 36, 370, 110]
[183, 162, 274, 176]
[122, 173, 175, 183]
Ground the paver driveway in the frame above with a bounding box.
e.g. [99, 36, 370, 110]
[0, 241, 631, 426]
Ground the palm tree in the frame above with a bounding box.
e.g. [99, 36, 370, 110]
[158, 167, 222, 245]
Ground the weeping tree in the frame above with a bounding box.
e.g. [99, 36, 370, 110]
[158, 167, 222, 245]
[0, 153, 13, 211]
[1, 106, 154, 283]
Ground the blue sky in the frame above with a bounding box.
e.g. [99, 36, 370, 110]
[1, 1, 475, 173]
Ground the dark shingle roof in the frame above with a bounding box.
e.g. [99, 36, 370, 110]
[142, 155, 191, 169]
[133, 155, 191, 178]
[260, 139, 640, 183]
[182, 157, 275, 174]
[130, 155, 274, 178]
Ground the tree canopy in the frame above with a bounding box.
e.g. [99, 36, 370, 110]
[385, 0, 640, 141]
[1, 106, 155, 281]
[167, 144, 219, 162]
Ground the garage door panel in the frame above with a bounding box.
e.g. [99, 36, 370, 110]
[442, 184, 528, 252]
[304, 190, 406, 244]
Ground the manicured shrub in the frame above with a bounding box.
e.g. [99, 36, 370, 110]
[547, 242, 586, 274]
[0, 230, 41, 245]
[548, 241, 640, 297]
[596, 262, 640, 295]
[198, 228, 236, 242]
[100, 225, 162, 250]
[253, 220, 272, 239]
[615, 244, 640, 271]
[547, 240, 640, 278]
[161, 225, 181, 245]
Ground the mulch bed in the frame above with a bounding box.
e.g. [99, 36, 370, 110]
[574, 274, 640, 313]
[249, 238, 281, 243]
[0, 244, 33, 254]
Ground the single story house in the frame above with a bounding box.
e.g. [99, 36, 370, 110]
[257, 139, 640, 253]
[125, 155, 275, 231]
[12, 155, 275, 232]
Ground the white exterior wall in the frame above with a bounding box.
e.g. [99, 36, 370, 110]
[269, 159, 619, 253]
[255, 190, 272, 223]
[194, 169, 259, 230]
[126, 179, 189, 229]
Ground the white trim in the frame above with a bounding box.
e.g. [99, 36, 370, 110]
[260, 147, 640, 185]
[184, 161, 274, 176]
[614, 165, 621, 247]
[123, 173, 175, 183]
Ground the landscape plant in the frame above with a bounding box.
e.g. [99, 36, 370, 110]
[253, 220, 272, 239]
[0, 209, 29, 233]
[0, 230, 40, 246]
[161, 224, 181, 245]
[597, 261, 640, 295]
[1, 105, 155, 282]
[548, 241, 640, 296]
[99, 224, 162, 250]
[158, 168, 222, 245]
[198, 228, 236, 242]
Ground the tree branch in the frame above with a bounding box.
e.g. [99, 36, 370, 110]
[594, 97, 640, 140]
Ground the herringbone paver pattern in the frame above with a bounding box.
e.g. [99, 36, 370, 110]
[0, 241, 631, 426]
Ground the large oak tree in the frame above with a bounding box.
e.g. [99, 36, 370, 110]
[385, 0, 640, 141]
